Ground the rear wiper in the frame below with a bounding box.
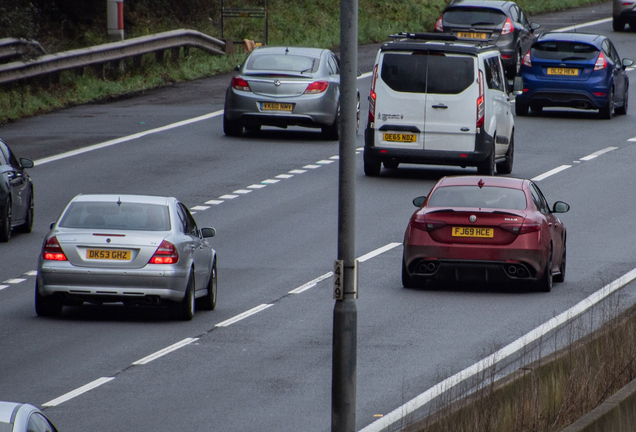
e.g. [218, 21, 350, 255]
[470, 21, 495, 26]
[300, 59, 316, 74]
[560, 56, 587, 61]
[428, 209, 456, 213]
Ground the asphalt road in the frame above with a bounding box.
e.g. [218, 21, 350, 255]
[2, 2, 636, 431]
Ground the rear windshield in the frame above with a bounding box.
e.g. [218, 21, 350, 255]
[531, 41, 598, 61]
[443, 7, 507, 26]
[59, 202, 171, 231]
[428, 186, 527, 210]
[380, 52, 474, 94]
[246, 54, 319, 72]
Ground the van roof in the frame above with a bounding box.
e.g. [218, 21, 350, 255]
[381, 33, 499, 55]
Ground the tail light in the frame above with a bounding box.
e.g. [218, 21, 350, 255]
[499, 223, 541, 235]
[43, 236, 68, 261]
[231, 77, 251, 91]
[368, 64, 378, 125]
[476, 70, 485, 128]
[594, 52, 607, 71]
[522, 49, 532, 68]
[304, 81, 329, 94]
[434, 16, 444, 32]
[148, 240, 179, 264]
[501, 17, 513, 35]
[410, 217, 447, 233]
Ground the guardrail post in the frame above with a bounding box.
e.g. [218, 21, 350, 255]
[107, 0, 125, 42]
[155, 50, 165, 65]
[133, 55, 142, 70]
[74, 66, 84, 77]
[171, 47, 180, 63]
[183, 46, 190, 58]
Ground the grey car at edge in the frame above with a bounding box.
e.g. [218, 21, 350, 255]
[0, 401, 58, 432]
[35, 194, 217, 321]
[223, 45, 360, 140]
[613, 0, 636, 31]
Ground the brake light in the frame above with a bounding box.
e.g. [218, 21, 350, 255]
[522, 50, 531, 67]
[369, 64, 378, 124]
[476, 70, 485, 128]
[434, 16, 444, 32]
[148, 240, 179, 264]
[594, 52, 607, 71]
[501, 17, 513, 35]
[499, 223, 541, 235]
[43, 236, 68, 261]
[410, 218, 447, 232]
[231, 77, 251, 91]
[304, 81, 329, 94]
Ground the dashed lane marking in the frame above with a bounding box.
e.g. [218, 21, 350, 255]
[132, 338, 199, 366]
[0, 285, 8, 291]
[247, 184, 267, 189]
[580, 146, 618, 161]
[219, 194, 238, 199]
[4, 278, 27, 284]
[42, 377, 115, 407]
[215, 304, 274, 327]
[532, 165, 571, 182]
[289, 272, 334, 294]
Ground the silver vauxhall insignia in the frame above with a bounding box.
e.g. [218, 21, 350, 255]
[36, 194, 217, 320]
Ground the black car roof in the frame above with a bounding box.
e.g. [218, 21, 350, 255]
[445, 0, 513, 11]
[380, 33, 499, 55]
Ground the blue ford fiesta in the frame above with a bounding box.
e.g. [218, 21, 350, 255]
[515, 32, 633, 119]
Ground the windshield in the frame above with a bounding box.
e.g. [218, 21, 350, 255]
[531, 41, 598, 61]
[60, 202, 171, 231]
[246, 54, 319, 72]
[428, 186, 527, 210]
[443, 7, 507, 26]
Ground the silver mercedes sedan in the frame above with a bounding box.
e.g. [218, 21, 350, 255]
[223, 46, 359, 140]
[36, 194, 217, 320]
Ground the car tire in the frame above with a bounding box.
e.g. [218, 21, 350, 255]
[173, 271, 195, 321]
[477, 145, 495, 176]
[616, 86, 628, 115]
[537, 247, 553, 293]
[322, 104, 340, 140]
[554, 241, 566, 283]
[0, 200, 11, 243]
[383, 161, 399, 169]
[364, 155, 381, 176]
[599, 89, 614, 120]
[515, 101, 529, 116]
[496, 132, 514, 175]
[613, 18, 626, 32]
[223, 114, 243, 136]
[18, 192, 34, 234]
[402, 258, 417, 288]
[35, 281, 63, 317]
[196, 259, 217, 311]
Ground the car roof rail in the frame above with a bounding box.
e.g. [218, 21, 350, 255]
[389, 32, 458, 42]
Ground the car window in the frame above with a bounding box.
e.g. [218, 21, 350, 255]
[28, 413, 56, 432]
[246, 53, 319, 73]
[428, 186, 527, 210]
[178, 203, 198, 236]
[531, 41, 598, 61]
[607, 40, 620, 64]
[380, 52, 474, 94]
[519, 9, 529, 26]
[0, 142, 7, 165]
[59, 202, 171, 231]
[327, 54, 339, 75]
[530, 183, 550, 214]
[443, 7, 507, 26]
[484, 56, 505, 92]
[509, 5, 519, 22]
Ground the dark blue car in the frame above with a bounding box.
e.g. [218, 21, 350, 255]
[515, 32, 633, 119]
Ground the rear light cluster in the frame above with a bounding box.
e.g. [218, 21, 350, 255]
[434, 16, 444, 32]
[232, 77, 251, 91]
[148, 240, 179, 264]
[410, 218, 447, 232]
[43, 236, 67, 261]
[501, 17, 513, 35]
[476, 70, 485, 128]
[304, 81, 329, 94]
[522, 50, 531, 67]
[594, 52, 607, 71]
[411, 219, 541, 236]
[368, 65, 378, 125]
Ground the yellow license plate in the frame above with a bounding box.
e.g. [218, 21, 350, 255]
[86, 249, 131, 260]
[383, 133, 416, 143]
[547, 68, 579, 76]
[457, 32, 487, 40]
[452, 227, 494, 238]
[262, 102, 293, 111]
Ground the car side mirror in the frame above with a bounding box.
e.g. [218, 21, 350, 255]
[413, 196, 427, 207]
[552, 201, 570, 213]
[357, 69, 362, 77]
[50, 222, 56, 229]
[530, 22, 540, 30]
[622, 59, 634, 69]
[234, 64, 241, 71]
[513, 76, 524, 95]
[20, 158, 34, 169]
[201, 227, 216, 238]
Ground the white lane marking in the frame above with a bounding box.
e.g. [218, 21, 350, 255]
[205, 200, 224, 205]
[42, 377, 115, 407]
[191, 206, 209, 211]
[360, 267, 636, 432]
[555, 18, 612, 32]
[248, 184, 267, 189]
[233, 189, 252, 194]
[0, 285, 8, 291]
[34, 111, 224, 166]
[629, 137, 636, 142]
[357, 147, 364, 151]
[276, 174, 293, 179]
[289, 272, 334, 294]
[357, 243, 401, 263]
[262, 179, 280, 184]
[3, 278, 26, 284]
[359, 71, 373, 79]
[580, 146, 618, 161]
[532, 165, 571, 182]
[304, 164, 320, 169]
[133, 338, 199, 366]
[215, 304, 273, 327]
[219, 194, 238, 199]
[330, 155, 340, 160]
[289, 169, 306, 174]
[24, 270, 38, 276]
[317, 160, 334, 164]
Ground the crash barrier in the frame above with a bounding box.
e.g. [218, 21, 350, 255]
[0, 38, 46, 63]
[0, 29, 225, 86]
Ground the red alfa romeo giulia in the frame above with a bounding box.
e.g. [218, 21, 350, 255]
[402, 176, 569, 292]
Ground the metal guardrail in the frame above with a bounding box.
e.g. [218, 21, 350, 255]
[0, 38, 47, 62]
[0, 29, 225, 86]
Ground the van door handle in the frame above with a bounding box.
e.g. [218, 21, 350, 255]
[432, 104, 448, 109]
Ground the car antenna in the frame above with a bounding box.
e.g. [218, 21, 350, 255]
[285, 47, 289, 54]
[117, 196, 122, 206]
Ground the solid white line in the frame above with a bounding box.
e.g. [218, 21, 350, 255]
[532, 165, 571, 182]
[215, 304, 273, 327]
[3, 278, 26, 284]
[555, 18, 612, 32]
[34, 111, 224, 166]
[361, 267, 636, 432]
[133, 338, 199, 365]
[357, 243, 401, 263]
[580, 146, 618, 161]
[42, 377, 115, 407]
[289, 272, 334, 294]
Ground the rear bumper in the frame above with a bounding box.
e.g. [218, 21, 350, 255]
[516, 73, 610, 109]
